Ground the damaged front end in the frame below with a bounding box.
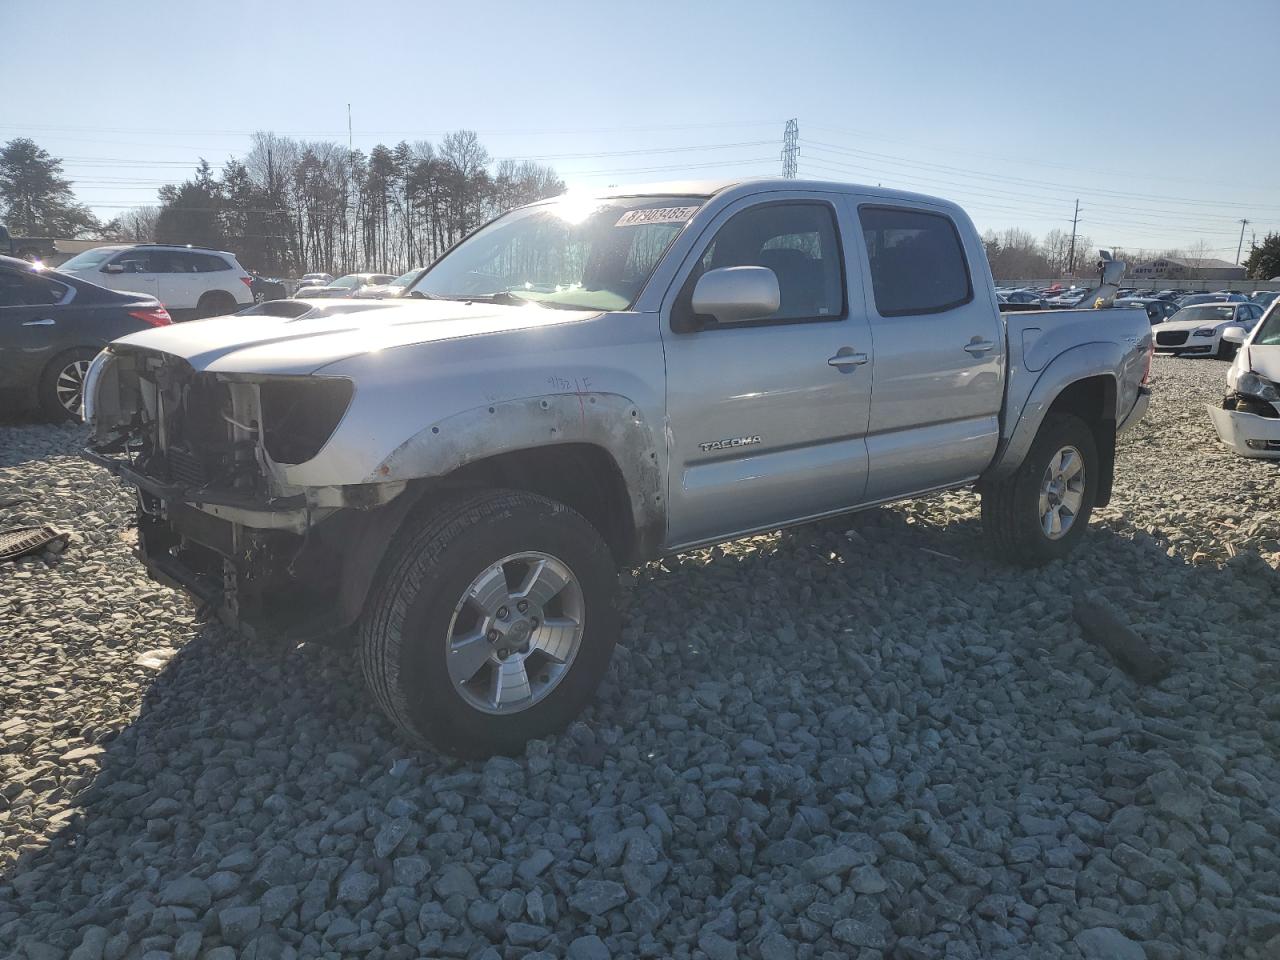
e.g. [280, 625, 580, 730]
[1207, 370, 1280, 459]
[84, 347, 408, 638]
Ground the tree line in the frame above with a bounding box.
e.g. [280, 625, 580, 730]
[0, 133, 563, 277]
[116, 131, 564, 276]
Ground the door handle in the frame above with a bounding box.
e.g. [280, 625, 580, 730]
[21, 318, 55, 326]
[828, 349, 869, 368]
[963, 338, 995, 355]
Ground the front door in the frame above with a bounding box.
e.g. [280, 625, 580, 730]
[660, 194, 875, 549]
[104, 249, 160, 303]
[0, 267, 71, 393]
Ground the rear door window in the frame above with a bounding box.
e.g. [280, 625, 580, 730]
[0, 269, 69, 307]
[193, 253, 231, 272]
[859, 206, 972, 316]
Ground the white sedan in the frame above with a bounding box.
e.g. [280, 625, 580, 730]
[1152, 301, 1266, 359]
[1207, 302, 1280, 457]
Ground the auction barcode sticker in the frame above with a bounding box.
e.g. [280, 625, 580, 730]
[615, 206, 700, 227]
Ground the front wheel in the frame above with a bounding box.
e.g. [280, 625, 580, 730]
[38, 348, 98, 421]
[981, 413, 1099, 566]
[1215, 338, 1237, 361]
[359, 489, 619, 756]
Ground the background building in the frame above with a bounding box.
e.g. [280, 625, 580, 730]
[1130, 256, 1247, 283]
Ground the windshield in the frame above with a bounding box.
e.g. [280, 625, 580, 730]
[1255, 304, 1280, 345]
[1171, 304, 1235, 324]
[390, 269, 421, 288]
[410, 195, 706, 310]
[331, 275, 361, 289]
[59, 248, 118, 270]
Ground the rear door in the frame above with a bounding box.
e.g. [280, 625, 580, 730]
[851, 201, 1004, 501]
[660, 191, 875, 549]
[151, 250, 204, 310]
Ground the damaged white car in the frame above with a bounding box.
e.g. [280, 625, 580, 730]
[1208, 301, 1280, 457]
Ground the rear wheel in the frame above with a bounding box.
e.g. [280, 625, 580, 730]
[981, 413, 1099, 566]
[38, 348, 98, 421]
[196, 290, 238, 319]
[359, 489, 619, 756]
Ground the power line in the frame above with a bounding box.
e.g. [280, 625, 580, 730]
[804, 122, 1267, 194]
[799, 154, 1269, 238]
[802, 139, 1280, 212]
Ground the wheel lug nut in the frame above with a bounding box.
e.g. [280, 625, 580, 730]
[497, 648, 508, 659]
[486, 629, 499, 642]
[497, 606, 509, 620]
[530, 617, 539, 628]
[517, 600, 529, 613]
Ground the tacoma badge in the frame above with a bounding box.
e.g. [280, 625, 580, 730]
[698, 435, 762, 452]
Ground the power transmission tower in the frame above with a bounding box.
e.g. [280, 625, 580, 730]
[1067, 199, 1081, 275]
[781, 119, 799, 179]
[1236, 218, 1250, 265]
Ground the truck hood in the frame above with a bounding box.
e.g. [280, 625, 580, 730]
[109, 298, 600, 375]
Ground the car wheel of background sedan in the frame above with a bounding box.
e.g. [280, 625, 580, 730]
[38, 348, 98, 421]
[359, 489, 619, 757]
[1216, 339, 1237, 361]
[196, 290, 237, 319]
[981, 413, 1098, 567]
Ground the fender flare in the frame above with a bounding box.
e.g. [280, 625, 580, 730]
[372, 391, 665, 550]
[986, 341, 1123, 481]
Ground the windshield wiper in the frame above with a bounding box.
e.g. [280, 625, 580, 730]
[472, 291, 540, 306]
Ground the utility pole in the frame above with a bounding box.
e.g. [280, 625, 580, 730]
[781, 119, 799, 179]
[347, 104, 355, 275]
[1236, 218, 1250, 265]
[1067, 199, 1080, 276]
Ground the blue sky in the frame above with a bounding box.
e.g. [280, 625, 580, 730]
[6, 0, 1278, 257]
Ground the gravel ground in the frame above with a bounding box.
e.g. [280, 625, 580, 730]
[1, 356, 1278, 960]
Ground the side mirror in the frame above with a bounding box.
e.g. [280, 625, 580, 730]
[689, 266, 780, 327]
[1221, 326, 1247, 344]
[102, 263, 124, 274]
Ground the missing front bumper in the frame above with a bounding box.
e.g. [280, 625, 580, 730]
[83, 447, 312, 532]
[1206, 404, 1280, 458]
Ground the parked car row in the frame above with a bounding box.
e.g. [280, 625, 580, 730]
[997, 284, 1279, 314]
[292, 270, 420, 299]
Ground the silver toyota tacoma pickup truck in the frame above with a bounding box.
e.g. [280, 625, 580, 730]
[84, 178, 1152, 755]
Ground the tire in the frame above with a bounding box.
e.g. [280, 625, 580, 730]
[1215, 339, 1237, 361]
[38, 347, 98, 421]
[196, 291, 237, 319]
[359, 489, 619, 756]
[981, 413, 1099, 567]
